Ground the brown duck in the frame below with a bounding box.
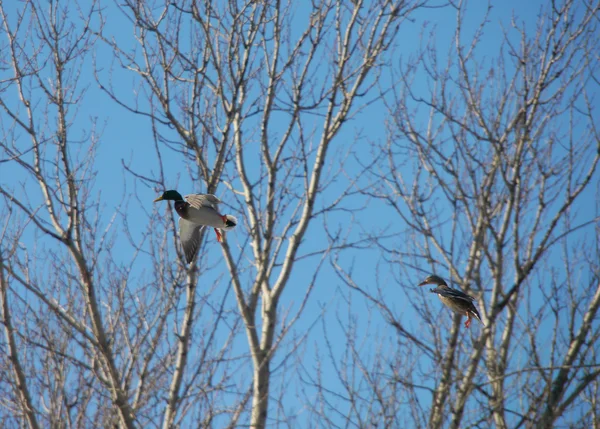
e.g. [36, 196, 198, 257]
[419, 275, 483, 328]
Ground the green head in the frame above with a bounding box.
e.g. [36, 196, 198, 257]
[153, 190, 184, 202]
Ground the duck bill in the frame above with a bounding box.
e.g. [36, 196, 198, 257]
[153, 196, 164, 202]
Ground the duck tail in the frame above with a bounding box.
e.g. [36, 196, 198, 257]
[222, 215, 237, 231]
[470, 308, 484, 325]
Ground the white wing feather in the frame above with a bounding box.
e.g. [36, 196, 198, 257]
[184, 194, 222, 210]
[179, 218, 203, 263]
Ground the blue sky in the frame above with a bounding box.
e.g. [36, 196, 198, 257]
[1, 0, 598, 426]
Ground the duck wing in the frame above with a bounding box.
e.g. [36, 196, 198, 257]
[179, 218, 203, 264]
[184, 194, 222, 211]
[430, 286, 476, 303]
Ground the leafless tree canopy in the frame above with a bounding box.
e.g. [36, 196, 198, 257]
[0, 0, 599, 428]
[326, 1, 600, 428]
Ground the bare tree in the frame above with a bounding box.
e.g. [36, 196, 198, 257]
[0, 1, 243, 427]
[97, 1, 430, 427]
[1, 0, 430, 427]
[322, 0, 600, 428]
[6, 0, 596, 427]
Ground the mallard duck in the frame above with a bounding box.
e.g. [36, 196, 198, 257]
[418, 274, 483, 328]
[154, 190, 237, 263]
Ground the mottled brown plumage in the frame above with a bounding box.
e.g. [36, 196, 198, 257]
[418, 275, 483, 328]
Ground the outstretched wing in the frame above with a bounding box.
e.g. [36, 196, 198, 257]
[179, 218, 203, 264]
[430, 287, 476, 303]
[184, 194, 221, 210]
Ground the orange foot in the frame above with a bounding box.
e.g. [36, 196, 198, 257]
[464, 315, 471, 328]
[214, 228, 223, 242]
[221, 215, 228, 224]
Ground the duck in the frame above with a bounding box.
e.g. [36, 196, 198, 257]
[418, 274, 483, 328]
[154, 190, 237, 263]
